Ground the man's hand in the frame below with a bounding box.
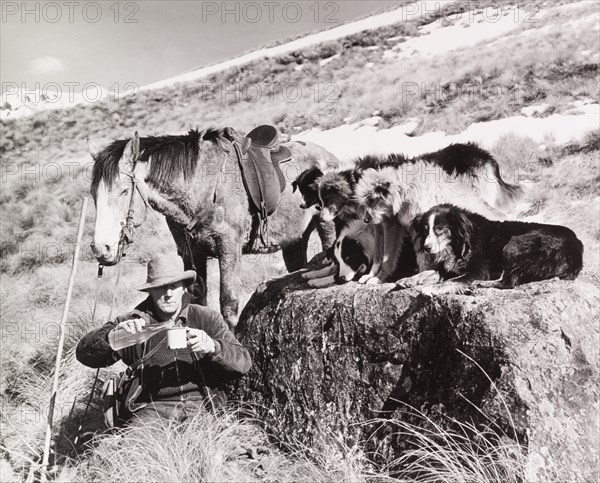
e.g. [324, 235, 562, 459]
[116, 318, 147, 334]
[186, 328, 216, 357]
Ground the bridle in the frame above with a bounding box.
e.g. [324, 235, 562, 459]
[114, 167, 150, 264]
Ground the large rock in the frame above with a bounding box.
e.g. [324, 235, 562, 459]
[234, 271, 599, 481]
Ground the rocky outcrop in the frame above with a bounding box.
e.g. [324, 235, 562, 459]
[234, 271, 599, 481]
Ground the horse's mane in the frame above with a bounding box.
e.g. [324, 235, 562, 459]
[90, 128, 227, 198]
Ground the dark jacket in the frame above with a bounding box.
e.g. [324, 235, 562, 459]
[76, 292, 251, 403]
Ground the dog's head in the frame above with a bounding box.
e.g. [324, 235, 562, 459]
[333, 220, 375, 283]
[354, 168, 402, 224]
[318, 171, 355, 222]
[292, 167, 323, 209]
[412, 204, 473, 261]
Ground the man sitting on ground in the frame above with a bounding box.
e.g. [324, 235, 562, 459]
[76, 253, 251, 425]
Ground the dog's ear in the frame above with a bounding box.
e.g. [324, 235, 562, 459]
[390, 189, 402, 215]
[454, 211, 474, 258]
[292, 179, 298, 193]
[410, 213, 425, 249]
[411, 213, 424, 230]
[309, 174, 322, 191]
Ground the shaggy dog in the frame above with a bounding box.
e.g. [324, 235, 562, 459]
[353, 144, 524, 283]
[320, 143, 522, 224]
[395, 204, 584, 296]
[303, 218, 416, 287]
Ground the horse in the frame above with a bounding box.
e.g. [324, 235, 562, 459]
[89, 126, 340, 327]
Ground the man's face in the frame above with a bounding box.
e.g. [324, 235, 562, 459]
[148, 281, 185, 320]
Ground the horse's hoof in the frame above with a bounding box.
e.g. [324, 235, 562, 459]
[242, 243, 257, 254]
[243, 242, 281, 254]
[223, 310, 239, 330]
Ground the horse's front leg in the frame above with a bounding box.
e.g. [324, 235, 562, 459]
[166, 217, 208, 306]
[189, 253, 208, 306]
[215, 225, 241, 329]
[242, 215, 260, 254]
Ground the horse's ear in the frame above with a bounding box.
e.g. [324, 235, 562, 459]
[132, 131, 140, 161]
[120, 132, 141, 173]
[222, 127, 239, 142]
[87, 138, 101, 159]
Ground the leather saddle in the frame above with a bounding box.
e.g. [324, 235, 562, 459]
[234, 125, 292, 218]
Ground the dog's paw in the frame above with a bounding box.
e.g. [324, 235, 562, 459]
[366, 276, 382, 285]
[417, 286, 437, 297]
[394, 278, 414, 289]
[358, 274, 372, 284]
[308, 278, 334, 288]
[471, 280, 500, 289]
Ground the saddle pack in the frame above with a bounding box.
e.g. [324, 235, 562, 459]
[233, 125, 292, 244]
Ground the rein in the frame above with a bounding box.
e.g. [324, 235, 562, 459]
[71, 259, 124, 447]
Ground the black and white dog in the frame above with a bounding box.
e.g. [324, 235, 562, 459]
[395, 204, 584, 295]
[303, 218, 416, 287]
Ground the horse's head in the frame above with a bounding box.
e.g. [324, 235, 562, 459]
[90, 132, 147, 266]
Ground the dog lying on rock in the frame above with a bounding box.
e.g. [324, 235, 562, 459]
[394, 204, 584, 296]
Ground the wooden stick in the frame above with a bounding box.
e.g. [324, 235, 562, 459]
[40, 197, 88, 481]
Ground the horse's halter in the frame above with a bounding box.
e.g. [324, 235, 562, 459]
[115, 167, 149, 263]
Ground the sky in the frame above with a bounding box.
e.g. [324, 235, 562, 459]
[1, 1, 402, 94]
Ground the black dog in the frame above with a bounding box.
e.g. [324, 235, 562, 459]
[395, 204, 583, 295]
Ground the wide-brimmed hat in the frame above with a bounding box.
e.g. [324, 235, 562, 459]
[138, 254, 196, 291]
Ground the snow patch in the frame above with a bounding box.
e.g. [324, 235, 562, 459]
[521, 104, 550, 117]
[319, 54, 340, 66]
[382, 6, 524, 60]
[295, 105, 600, 161]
